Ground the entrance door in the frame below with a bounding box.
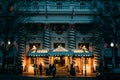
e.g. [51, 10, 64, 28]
[54, 56, 65, 67]
[60, 56, 65, 67]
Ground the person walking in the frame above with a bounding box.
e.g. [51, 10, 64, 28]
[39, 63, 42, 75]
[34, 64, 37, 75]
[49, 64, 52, 73]
[52, 64, 56, 78]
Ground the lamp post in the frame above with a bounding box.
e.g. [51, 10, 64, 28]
[8, 40, 11, 45]
[1, 40, 11, 71]
[110, 42, 115, 69]
[110, 42, 114, 47]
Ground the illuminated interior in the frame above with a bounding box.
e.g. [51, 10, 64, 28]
[22, 45, 96, 75]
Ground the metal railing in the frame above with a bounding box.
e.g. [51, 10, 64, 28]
[17, 3, 95, 13]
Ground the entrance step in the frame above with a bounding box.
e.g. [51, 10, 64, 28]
[56, 66, 70, 76]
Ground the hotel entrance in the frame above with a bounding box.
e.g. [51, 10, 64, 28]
[48, 45, 73, 73]
[25, 44, 95, 76]
[54, 56, 65, 67]
[49, 56, 72, 70]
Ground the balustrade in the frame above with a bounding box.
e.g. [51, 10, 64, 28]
[17, 2, 94, 13]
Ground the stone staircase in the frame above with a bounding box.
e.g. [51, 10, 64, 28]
[56, 66, 70, 77]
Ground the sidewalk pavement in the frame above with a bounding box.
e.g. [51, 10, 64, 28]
[0, 74, 97, 80]
[22, 72, 96, 78]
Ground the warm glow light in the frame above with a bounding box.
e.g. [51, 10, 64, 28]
[37, 50, 48, 53]
[73, 46, 89, 53]
[28, 65, 34, 73]
[10, 6, 14, 12]
[83, 66, 91, 74]
[110, 42, 114, 47]
[32, 45, 37, 50]
[73, 49, 88, 53]
[8, 41, 11, 45]
[22, 60, 26, 72]
[82, 45, 86, 50]
[40, 61, 45, 66]
[94, 63, 97, 71]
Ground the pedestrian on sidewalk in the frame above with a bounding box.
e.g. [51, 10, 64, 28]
[39, 63, 42, 75]
[52, 64, 56, 78]
[34, 64, 37, 75]
[49, 64, 53, 74]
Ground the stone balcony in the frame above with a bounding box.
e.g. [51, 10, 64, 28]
[16, 2, 97, 14]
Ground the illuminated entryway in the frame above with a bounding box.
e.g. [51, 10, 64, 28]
[73, 57, 95, 75]
[73, 48, 95, 75]
[53, 56, 65, 67]
[24, 45, 96, 75]
[48, 45, 73, 71]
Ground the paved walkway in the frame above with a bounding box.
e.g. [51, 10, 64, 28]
[0, 74, 97, 80]
[0, 67, 96, 80]
[22, 66, 96, 78]
[22, 72, 96, 78]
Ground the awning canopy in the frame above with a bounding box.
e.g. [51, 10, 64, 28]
[53, 45, 68, 52]
[48, 45, 73, 56]
[27, 46, 94, 57]
[27, 50, 48, 57]
[74, 52, 93, 57]
[73, 49, 93, 57]
[27, 52, 93, 57]
[48, 52, 73, 56]
[28, 53, 47, 57]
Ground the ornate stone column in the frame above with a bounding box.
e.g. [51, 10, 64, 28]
[68, 24, 76, 50]
[70, 56, 72, 65]
[80, 57, 83, 74]
[43, 24, 51, 49]
[91, 57, 94, 73]
[51, 56, 54, 65]
[49, 57, 51, 64]
[65, 56, 68, 67]
[18, 25, 26, 74]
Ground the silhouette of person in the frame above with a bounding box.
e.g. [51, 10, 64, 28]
[39, 63, 42, 75]
[49, 64, 52, 73]
[34, 64, 37, 75]
[52, 64, 56, 78]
